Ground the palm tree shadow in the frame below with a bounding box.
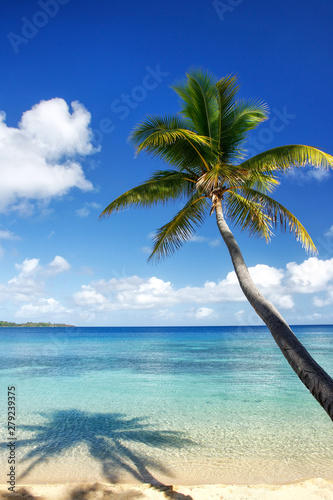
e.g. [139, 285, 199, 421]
[5, 410, 194, 499]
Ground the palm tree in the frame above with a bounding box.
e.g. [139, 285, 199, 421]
[100, 69, 333, 421]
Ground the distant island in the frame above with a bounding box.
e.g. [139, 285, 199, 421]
[0, 321, 75, 327]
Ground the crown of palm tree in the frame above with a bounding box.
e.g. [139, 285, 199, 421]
[101, 69, 333, 261]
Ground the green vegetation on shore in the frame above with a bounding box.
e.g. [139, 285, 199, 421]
[0, 321, 75, 327]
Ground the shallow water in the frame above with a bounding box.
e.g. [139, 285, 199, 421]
[0, 325, 332, 485]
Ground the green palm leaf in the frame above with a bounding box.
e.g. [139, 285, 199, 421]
[227, 187, 316, 252]
[196, 162, 249, 193]
[100, 170, 196, 217]
[241, 145, 333, 173]
[215, 75, 239, 157]
[172, 68, 218, 139]
[129, 115, 214, 174]
[149, 194, 209, 261]
[215, 76, 269, 162]
[227, 99, 269, 159]
[224, 190, 273, 241]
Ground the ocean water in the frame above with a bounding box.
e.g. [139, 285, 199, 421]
[0, 325, 332, 486]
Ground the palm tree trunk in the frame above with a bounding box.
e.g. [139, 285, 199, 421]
[213, 193, 333, 421]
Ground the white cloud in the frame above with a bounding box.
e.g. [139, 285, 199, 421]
[234, 310, 246, 322]
[286, 257, 333, 292]
[73, 285, 108, 306]
[75, 207, 90, 217]
[209, 239, 221, 247]
[313, 289, 333, 307]
[72, 264, 285, 314]
[2, 254, 333, 324]
[0, 229, 20, 240]
[15, 298, 71, 318]
[117, 276, 175, 308]
[190, 235, 207, 243]
[75, 202, 102, 217]
[289, 168, 331, 184]
[246, 264, 284, 288]
[7, 258, 44, 301]
[0, 99, 97, 213]
[46, 256, 71, 275]
[2, 256, 71, 304]
[71, 257, 333, 317]
[19, 98, 95, 159]
[307, 169, 330, 182]
[195, 307, 216, 319]
[12, 257, 40, 277]
[269, 293, 294, 310]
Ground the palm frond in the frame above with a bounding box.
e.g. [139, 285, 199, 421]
[129, 114, 215, 174]
[100, 170, 196, 217]
[227, 187, 317, 252]
[148, 194, 209, 261]
[172, 68, 218, 139]
[241, 145, 333, 174]
[224, 190, 274, 241]
[196, 163, 249, 193]
[215, 75, 240, 158]
[216, 80, 269, 162]
[228, 99, 268, 154]
[242, 170, 280, 194]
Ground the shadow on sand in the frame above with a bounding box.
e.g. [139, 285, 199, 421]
[1, 410, 194, 499]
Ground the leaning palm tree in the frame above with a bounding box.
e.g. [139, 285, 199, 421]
[101, 69, 333, 421]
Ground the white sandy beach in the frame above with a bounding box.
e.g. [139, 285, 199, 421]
[1, 478, 333, 500]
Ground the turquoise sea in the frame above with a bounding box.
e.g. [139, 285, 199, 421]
[0, 325, 332, 485]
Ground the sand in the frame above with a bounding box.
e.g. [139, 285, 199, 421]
[1, 478, 333, 500]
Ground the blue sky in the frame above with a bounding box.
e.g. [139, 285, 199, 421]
[0, 0, 333, 326]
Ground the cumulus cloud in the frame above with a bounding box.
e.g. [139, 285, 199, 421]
[268, 293, 294, 310]
[72, 263, 288, 314]
[0, 98, 97, 212]
[73, 285, 108, 306]
[286, 257, 333, 292]
[46, 256, 71, 275]
[2, 256, 71, 305]
[194, 307, 216, 319]
[313, 289, 333, 307]
[15, 298, 71, 318]
[7, 258, 43, 301]
[71, 257, 333, 317]
[3, 254, 333, 323]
